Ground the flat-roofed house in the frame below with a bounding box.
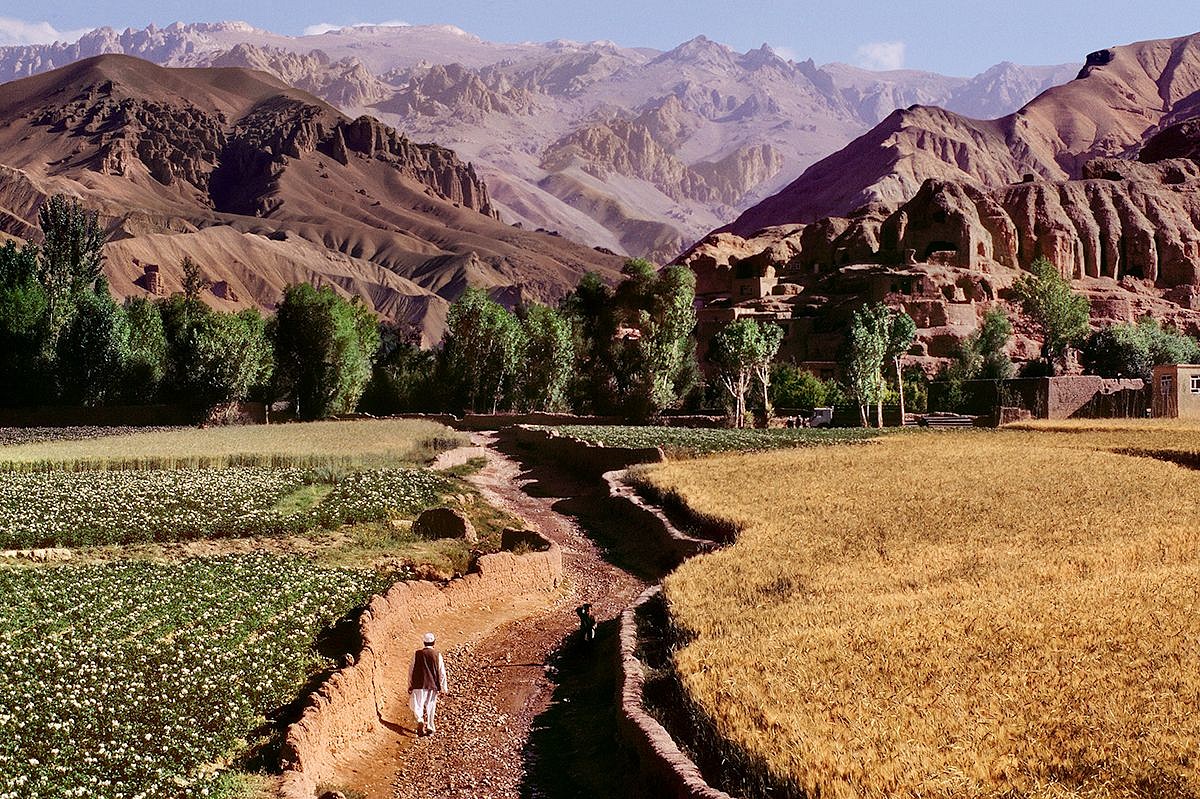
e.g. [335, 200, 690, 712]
[1152, 364, 1200, 418]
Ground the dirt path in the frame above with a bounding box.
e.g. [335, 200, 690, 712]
[334, 432, 648, 799]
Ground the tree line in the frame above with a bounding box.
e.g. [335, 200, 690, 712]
[5, 198, 1196, 425]
[364, 259, 701, 419]
[0, 197, 379, 419]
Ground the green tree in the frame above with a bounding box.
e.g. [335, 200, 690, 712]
[843, 304, 889, 427]
[710, 319, 783, 427]
[1012, 257, 1090, 372]
[184, 309, 274, 408]
[439, 288, 526, 413]
[157, 293, 211, 401]
[274, 284, 380, 419]
[180, 255, 208, 307]
[0, 241, 51, 405]
[562, 260, 697, 418]
[37, 195, 107, 343]
[884, 310, 917, 421]
[936, 308, 1015, 412]
[519, 304, 575, 412]
[359, 325, 437, 414]
[1080, 317, 1200, 381]
[561, 271, 619, 413]
[55, 282, 130, 407]
[971, 308, 1017, 381]
[636, 263, 698, 416]
[122, 297, 168, 403]
[770, 364, 844, 410]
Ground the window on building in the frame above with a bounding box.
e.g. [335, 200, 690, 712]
[1191, 375, 1200, 394]
[1161, 375, 1173, 395]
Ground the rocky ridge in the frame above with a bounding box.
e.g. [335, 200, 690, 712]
[726, 31, 1200, 234]
[0, 22, 1078, 262]
[675, 30, 1200, 377]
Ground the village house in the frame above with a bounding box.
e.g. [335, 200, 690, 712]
[1151, 364, 1200, 419]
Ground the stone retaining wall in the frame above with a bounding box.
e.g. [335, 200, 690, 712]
[278, 532, 562, 799]
[513, 425, 665, 474]
[619, 586, 737, 799]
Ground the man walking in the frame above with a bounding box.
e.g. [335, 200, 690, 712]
[409, 632, 449, 736]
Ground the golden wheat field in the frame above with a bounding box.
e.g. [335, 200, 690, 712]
[0, 418, 466, 470]
[651, 422, 1200, 799]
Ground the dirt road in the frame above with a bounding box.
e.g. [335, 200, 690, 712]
[334, 432, 654, 798]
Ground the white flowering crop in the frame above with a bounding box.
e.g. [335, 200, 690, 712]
[0, 554, 393, 798]
[0, 467, 454, 549]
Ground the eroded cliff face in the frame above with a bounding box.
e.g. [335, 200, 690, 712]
[872, 160, 1200, 289]
[19, 73, 497, 222]
[540, 115, 783, 210]
[680, 150, 1200, 373]
[202, 44, 392, 109]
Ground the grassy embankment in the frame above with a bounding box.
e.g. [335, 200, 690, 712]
[645, 420, 1200, 798]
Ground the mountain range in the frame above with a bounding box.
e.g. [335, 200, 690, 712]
[0, 22, 1077, 263]
[0, 54, 623, 343]
[724, 33, 1200, 237]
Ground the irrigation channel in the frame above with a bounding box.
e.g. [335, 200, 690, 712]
[330, 429, 686, 799]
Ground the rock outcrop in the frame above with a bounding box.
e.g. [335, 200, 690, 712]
[681, 154, 1200, 374]
[541, 116, 783, 210]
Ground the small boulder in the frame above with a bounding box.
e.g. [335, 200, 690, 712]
[501, 528, 546, 552]
[412, 508, 477, 544]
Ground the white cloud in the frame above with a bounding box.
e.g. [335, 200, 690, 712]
[855, 40, 907, 71]
[0, 16, 91, 46]
[302, 20, 410, 36]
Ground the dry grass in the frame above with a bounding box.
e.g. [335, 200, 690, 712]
[651, 424, 1200, 798]
[0, 419, 467, 471]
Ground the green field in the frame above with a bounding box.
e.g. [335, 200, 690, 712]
[0, 419, 466, 471]
[555, 424, 884, 456]
[0, 466, 453, 550]
[0, 554, 390, 799]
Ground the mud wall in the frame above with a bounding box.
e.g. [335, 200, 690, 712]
[619, 586, 737, 799]
[513, 425, 665, 475]
[929, 376, 1147, 419]
[278, 533, 562, 799]
[603, 471, 725, 564]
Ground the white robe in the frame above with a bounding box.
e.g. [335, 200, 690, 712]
[409, 651, 449, 729]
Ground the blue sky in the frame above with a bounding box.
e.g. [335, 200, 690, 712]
[1, 1, 1198, 75]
